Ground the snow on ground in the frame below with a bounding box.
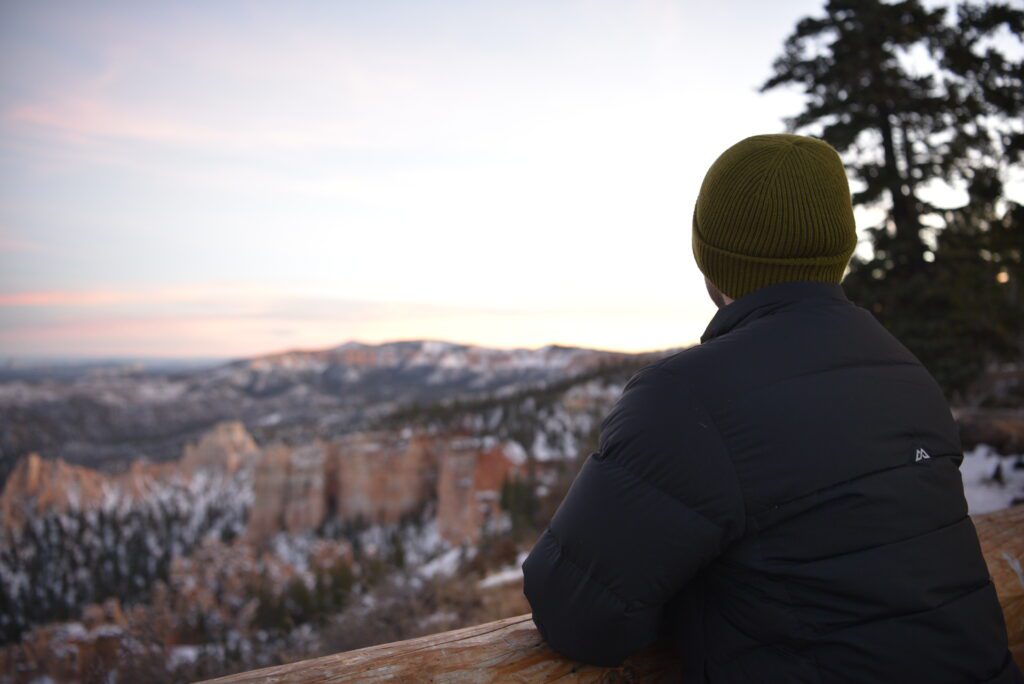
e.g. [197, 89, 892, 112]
[477, 551, 529, 590]
[167, 645, 201, 669]
[418, 547, 465, 579]
[960, 445, 1024, 515]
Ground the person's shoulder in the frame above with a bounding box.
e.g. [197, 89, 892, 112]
[607, 347, 720, 428]
[622, 343, 717, 398]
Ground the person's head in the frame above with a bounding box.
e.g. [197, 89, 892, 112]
[692, 133, 857, 307]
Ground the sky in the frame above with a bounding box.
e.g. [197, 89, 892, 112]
[0, 0, 946, 359]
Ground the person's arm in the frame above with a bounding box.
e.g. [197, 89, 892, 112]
[521, 362, 744, 667]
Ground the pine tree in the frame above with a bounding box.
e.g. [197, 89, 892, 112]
[761, 0, 1023, 399]
[499, 473, 539, 541]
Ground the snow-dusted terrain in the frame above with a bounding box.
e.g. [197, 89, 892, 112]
[0, 340, 634, 481]
[960, 445, 1024, 514]
[1, 343, 1020, 684]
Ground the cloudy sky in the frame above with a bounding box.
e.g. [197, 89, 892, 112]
[0, 0, 925, 359]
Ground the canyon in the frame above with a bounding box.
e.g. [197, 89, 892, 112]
[2, 421, 525, 548]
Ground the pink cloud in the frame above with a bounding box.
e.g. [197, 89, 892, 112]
[0, 315, 265, 357]
[0, 283, 287, 308]
[7, 98, 229, 146]
[0, 290, 131, 307]
[4, 96, 367, 151]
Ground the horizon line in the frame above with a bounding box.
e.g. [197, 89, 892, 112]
[1, 336, 688, 366]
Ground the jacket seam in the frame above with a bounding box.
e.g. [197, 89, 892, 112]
[631, 365, 748, 541]
[597, 453, 725, 537]
[727, 359, 922, 412]
[786, 512, 970, 566]
[753, 453, 960, 523]
[699, 400, 748, 543]
[706, 353, 823, 672]
[807, 577, 996, 640]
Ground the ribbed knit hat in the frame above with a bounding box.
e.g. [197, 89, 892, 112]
[692, 133, 857, 299]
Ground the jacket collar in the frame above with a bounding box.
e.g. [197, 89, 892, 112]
[701, 280, 850, 343]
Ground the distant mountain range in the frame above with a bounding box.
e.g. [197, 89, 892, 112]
[0, 339, 667, 485]
[0, 357, 226, 382]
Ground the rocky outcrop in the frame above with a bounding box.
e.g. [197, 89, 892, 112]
[3, 414, 527, 555]
[0, 421, 260, 533]
[436, 437, 522, 546]
[0, 453, 110, 531]
[0, 600, 127, 683]
[181, 421, 259, 476]
[248, 442, 327, 543]
[324, 431, 437, 527]
[246, 430, 525, 546]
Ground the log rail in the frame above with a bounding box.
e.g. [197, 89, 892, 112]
[204, 505, 1024, 683]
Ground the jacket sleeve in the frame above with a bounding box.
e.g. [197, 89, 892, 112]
[521, 362, 745, 667]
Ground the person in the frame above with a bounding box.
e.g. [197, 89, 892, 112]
[521, 133, 1022, 683]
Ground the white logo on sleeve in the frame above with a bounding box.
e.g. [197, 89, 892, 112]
[915, 448, 931, 462]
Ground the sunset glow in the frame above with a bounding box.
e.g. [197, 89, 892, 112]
[3, 0, 1001, 359]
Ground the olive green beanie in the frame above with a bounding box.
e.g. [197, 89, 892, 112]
[692, 133, 857, 299]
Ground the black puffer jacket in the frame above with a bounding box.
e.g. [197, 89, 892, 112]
[522, 280, 1021, 683]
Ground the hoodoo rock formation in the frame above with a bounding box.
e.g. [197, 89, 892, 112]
[0, 420, 262, 533]
[437, 437, 522, 545]
[248, 430, 525, 545]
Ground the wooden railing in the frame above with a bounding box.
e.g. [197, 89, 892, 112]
[204, 505, 1024, 683]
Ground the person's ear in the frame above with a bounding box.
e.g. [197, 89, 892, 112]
[705, 276, 729, 308]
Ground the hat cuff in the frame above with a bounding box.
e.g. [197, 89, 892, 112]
[693, 229, 854, 300]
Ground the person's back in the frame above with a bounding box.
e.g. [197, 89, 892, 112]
[522, 134, 1021, 682]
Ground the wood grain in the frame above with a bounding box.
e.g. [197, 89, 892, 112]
[976, 504, 1024, 670]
